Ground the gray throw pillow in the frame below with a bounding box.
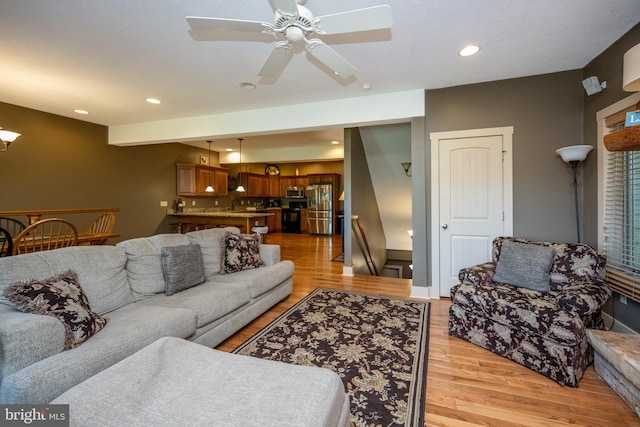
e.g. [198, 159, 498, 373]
[493, 241, 556, 292]
[161, 244, 206, 296]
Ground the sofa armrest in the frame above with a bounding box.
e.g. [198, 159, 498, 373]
[458, 262, 496, 286]
[556, 280, 612, 317]
[0, 307, 65, 385]
[259, 244, 281, 266]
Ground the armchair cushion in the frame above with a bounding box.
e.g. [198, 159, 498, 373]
[557, 281, 613, 317]
[493, 241, 555, 292]
[451, 282, 584, 346]
[458, 262, 496, 288]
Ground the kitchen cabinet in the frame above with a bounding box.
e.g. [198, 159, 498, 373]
[300, 209, 308, 233]
[240, 172, 270, 197]
[279, 176, 308, 197]
[268, 176, 280, 197]
[176, 163, 228, 196]
[176, 164, 196, 196]
[266, 208, 281, 232]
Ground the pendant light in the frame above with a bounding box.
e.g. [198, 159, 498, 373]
[236, 137, 246, 192]
[204, 140, 214, 193]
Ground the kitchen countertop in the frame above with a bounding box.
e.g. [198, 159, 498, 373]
[168, 211, 273, 218]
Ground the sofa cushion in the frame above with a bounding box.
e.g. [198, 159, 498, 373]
[451, 282, 584, 346]
[0, 246, 133, 315]
[116, 234, 191, 299]
[140, 281, 251, 328]
[494, 241, 555, 292]
[161, 244, 205, 296]
[0, 303, 197, 404]
[220, 232, 264, 274]
[211, 260, 295, 299]
[3, 270, 107, 350]
[186, 227, 240, 278]
[51, 337, 349, 427]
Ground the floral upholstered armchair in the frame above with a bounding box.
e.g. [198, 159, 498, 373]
[448, 237, 612, 386]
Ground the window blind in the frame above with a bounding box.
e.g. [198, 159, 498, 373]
[603, 148, 640, 303]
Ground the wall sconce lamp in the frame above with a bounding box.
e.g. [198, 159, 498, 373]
[623, 43, 640, 92]
[204, 140, 215, 193]
[555, 145, 593, 242]
[0, 128, 21, 152]
[401, 162, 412, 177]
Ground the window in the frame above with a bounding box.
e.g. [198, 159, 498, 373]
[602, 100, 640, 303]
[604, 150, 640, 302]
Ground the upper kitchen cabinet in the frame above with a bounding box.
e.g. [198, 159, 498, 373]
[176, 163, 228, 196]
[238, 172, 279, 197]
[176, 164, 197, 196]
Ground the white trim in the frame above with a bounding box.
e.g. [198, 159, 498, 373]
[342, 266, 354, 276]
[109, 90, 425, 146]
[430, 126, 514, 298]
[596, 91, 640, 252]
[601, 312, 639, 335]
[410, 285, 432, 300]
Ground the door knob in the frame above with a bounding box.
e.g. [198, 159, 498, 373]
[441, 224, 448, 229]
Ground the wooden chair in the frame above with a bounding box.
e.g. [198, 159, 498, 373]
[13, 218, 78, 255]
[0, 217, 26, 237]
[0, 227, 13, 257]
[84, 212, 116, 244]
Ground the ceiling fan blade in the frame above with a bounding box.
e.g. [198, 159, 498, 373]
[314, 5, 392, 35]
[186, 16, 272, 34]
[258, 42, 293, 77]
[306, 40, 357, 78]
[271, 0, 299, 17]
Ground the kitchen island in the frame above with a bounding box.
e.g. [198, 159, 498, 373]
[168, 210, 273, 233]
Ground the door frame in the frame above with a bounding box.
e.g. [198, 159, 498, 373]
[430, 126, 514, 298]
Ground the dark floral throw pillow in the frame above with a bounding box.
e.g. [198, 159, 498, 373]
[3, 270, 108, 350]
[220, 232, 265, 274]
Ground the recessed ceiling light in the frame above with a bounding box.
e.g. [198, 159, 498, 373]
[240, 83, 256, 90]
[226, 148, 233, 151]
[74, 109, 89, 115]
[331, 140, 340, 145]
[459, 45, 480, 57]
[146, 98, 161, 104]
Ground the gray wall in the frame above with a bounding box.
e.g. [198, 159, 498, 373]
[425, 70, 585, 243]
[583, 23, 640, 333]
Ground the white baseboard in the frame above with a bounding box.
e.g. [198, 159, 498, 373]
[602, 312, 638, 335]
[410, 285, 433, 300]
[342, 266, 354, 277]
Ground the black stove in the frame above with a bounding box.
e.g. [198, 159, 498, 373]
[282, 201, 307, 233]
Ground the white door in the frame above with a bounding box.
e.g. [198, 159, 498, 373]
[431, 127, 513, 298]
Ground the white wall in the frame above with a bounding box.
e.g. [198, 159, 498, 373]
[360, 124, 412, 250]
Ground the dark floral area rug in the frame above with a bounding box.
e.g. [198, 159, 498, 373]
[233, 288, 430, 427]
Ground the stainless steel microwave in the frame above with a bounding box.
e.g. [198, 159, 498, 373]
[285, 187, 305, 198]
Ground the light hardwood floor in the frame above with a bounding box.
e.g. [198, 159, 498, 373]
[216, 232, 639, 426]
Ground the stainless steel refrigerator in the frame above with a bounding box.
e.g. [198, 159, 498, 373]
[307, 183, 332, 235]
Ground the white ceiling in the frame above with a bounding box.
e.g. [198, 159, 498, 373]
[1, 0, 639, 152]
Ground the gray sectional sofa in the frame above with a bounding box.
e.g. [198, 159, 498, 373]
[0, 227, 294, 404]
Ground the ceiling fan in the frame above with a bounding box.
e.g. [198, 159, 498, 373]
[186, 0, 392, 79]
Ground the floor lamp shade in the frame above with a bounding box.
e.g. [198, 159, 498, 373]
[623, 43, 640, 92]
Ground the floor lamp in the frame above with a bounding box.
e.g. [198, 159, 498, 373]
[555, 145, 593, 242]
